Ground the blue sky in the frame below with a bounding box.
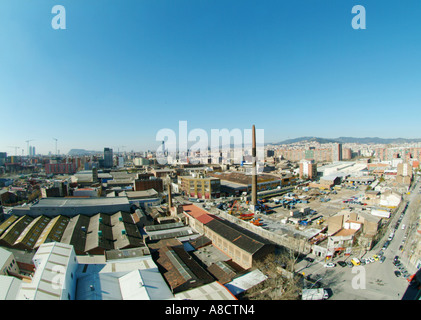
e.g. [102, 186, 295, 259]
[0, 0, 420, 155]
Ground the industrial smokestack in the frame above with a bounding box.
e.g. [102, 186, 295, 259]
[251, 125, 257, 211]
[168, 182, 173, 209]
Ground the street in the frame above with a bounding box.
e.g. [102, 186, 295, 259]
[296, 179, 421, 300]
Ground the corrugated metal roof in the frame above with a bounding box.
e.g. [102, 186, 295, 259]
[17, 242, 75, 300]
[75, 259, 174, 300]
[205, 219, 267, 254]
[224, 269, 268, 296]
[0, 275, 22, 300]
[0, 215, 34, 247]
[175, 281, 237, 300]
[144, 222, 184, 232]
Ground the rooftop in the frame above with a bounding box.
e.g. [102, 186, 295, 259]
[174, 281, 237, 300]
[126, 189, 159, 199]
[31, 197, 130, 207]
[16, 242, 75, 300]
[205, 219, 271, 255]
[210, 172, 281, 186]
[75, 257, 174, 300]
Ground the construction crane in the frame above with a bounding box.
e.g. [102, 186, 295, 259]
[8, 146, 20, 156]
[53, 138, 58, 155]
[113, 145, 126, 155]
[25, 139, 35, 156]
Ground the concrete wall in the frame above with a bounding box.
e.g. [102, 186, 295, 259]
[211, 209, 311, 254]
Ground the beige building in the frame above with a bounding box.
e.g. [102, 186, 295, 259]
[325, 210, 382, 255]
[203, 219, 274, 270]
[0, 247, 20, 276]
[396, 163, 413, 185]
[182, 204, 274, 270]
[179, 176, 221, 199]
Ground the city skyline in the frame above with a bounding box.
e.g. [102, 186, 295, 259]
[1, 1, 421, 155]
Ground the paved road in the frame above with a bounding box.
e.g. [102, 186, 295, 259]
[297, 179, 421, 300]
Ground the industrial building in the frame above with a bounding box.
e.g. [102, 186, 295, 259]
[7, 242, 174, 300]
[125, 189, 162, 208]
[179, 175, 221, 199]
[11, 197, 131, 217]
[134, 177, 163, 193]
[155, 245, 215, 293]
[0, 210, 145, 255]
[209, 171, 291, 196]
[16, 242, 78, 300]
[204, 218, 275, 269]
[0, 247, 19, 276]
[182, 203, 274, 270]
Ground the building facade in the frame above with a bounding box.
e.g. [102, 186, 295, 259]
[299, 159, 317, 180]
[179, 176, 221, 199]
[104, 148, 113, 168]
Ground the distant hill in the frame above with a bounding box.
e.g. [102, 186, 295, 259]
[273, 137, 337, 145]
[67, 149, 101, 156]
[272, 137, 421, 145]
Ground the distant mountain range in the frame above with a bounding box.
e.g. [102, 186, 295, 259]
[68, 149, 101, 156]
[271, 137, 421, 146]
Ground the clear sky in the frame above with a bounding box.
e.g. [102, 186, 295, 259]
[1, 0, 420, 155]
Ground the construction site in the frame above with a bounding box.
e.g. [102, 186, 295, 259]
[202, 171, 370, 254]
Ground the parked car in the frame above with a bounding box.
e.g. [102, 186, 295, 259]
[351, 258, 361, 266]
[394, 270, 401, 277]
[373, 255, 379, 261]
[380, 256, 386, 263]
[305, 257, 315, 263]
[337, 261, 347, 267]
[324, 263, 336, 268]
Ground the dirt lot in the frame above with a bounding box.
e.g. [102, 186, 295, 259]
[257, 185, 366, 229]
[210, 184, 367, 236]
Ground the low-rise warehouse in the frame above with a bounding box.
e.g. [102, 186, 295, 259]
[11, 197, 131, 217]
[0, 211, 146, 255]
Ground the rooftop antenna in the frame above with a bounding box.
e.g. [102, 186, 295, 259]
[113, 145, 126, 156]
